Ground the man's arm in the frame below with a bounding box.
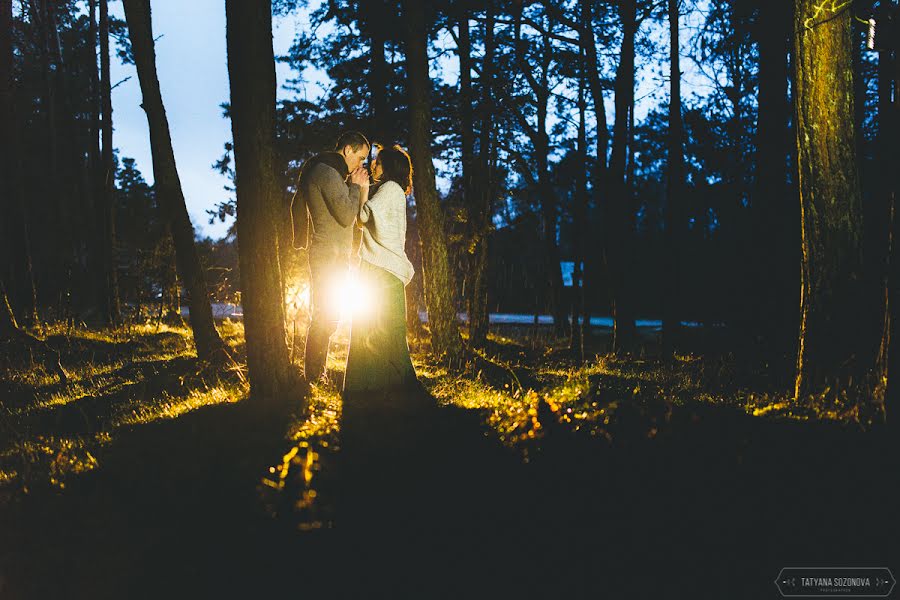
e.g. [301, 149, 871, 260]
[316, 164, 361, 227]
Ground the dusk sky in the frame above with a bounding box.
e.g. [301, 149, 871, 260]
[106, 1, 698, 240]
[108, 0, 318, 240]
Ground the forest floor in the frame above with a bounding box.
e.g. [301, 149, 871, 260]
[0, 320, 896, 599]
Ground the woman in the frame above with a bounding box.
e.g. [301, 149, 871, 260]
[342, 145, 418, 395]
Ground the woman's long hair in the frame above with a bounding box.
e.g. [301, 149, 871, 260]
[376, 145, 413, 195]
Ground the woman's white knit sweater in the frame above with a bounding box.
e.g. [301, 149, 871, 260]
[357, 180, 415, 286]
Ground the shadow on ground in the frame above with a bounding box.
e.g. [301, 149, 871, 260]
[1, 325, 897, 598]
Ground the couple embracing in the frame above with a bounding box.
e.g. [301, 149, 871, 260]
[291, 131, 419, 398]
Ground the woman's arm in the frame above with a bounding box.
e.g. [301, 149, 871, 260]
[359, 180, 393, 224]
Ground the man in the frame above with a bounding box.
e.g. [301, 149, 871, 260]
[292, 131, 371, 382]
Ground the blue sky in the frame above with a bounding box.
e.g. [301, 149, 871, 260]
[108, 0, 308, 239]
[107, 1, 704, 240]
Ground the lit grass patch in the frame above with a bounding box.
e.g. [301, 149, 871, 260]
[418, 359, 540, 446]
[1, 432, 112, 490]
[217, 319, 246, 348]
[287, 383, 342, 444]
[115, 384, 243, 428]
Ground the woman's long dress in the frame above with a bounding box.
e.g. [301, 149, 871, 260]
[343, 259, 417, 393]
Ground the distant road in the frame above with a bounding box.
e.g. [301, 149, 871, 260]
[184, 304, 706, 330]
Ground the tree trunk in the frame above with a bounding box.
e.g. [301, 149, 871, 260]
[401, 0, 464, 362]
[225, 0, 301, 405]
[122, 0, 227, 362]
[580, 0, 608, 348]
[536, 30, 567, 336]
[570, 61, 587, 363]
[99, 0, 120, 325]
[662, 0, 684, 355]
[754, 0, 794, 356]
[1, 0, 13, 309]
[88, 0, 103, 313]
[467, 2, 494, 347]
[607, 0, 638, 351]
[793, 0, 880, 398]
[883, 1, 899, 425]
[460, 3, 492, 347]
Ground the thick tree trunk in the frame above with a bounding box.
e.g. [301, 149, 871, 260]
[123, 0, 227, 362]
[754, 0, 794, 356]
[607, 0, 638, 351]
[225, 0, 300, 405]
[99, 0, 120, 325]
[793, 0, 880, 398]
[662, 0, 684, 355]
[401, 0, 463, 362]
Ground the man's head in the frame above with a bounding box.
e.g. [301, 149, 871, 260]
[335, 131, 370, 173]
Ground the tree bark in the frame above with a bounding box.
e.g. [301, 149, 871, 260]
[122, 0, 227, 362]
[607, 0, 638, 351]
[99, 0, 120, 325]
[401, 0, 464, 362]
[225, 0, 301, 405]
[793, 0, 880, 398]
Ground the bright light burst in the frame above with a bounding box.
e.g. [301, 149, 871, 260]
[328, 267, 376, 320]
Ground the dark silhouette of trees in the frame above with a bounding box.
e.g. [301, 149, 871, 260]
[226, 0, 301, 405]
[511, 5, 568, 335]
[455, 1, 494, 347]
[1, 0, 38, 328]
[122, 0, 227, 362]
[570, 52, 588, 363]
[98, 0, 120, 325]
[606, 0, 640, 352]
[662, 0, 684, 355]
[753, 0, 794, 356]
[882, 0, 899, 422]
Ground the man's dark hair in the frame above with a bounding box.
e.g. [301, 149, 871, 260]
[377, 145, 413, 195]
[334, 130, 370, 152]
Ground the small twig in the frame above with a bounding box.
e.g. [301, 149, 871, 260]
[110, 76, 132, 91]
